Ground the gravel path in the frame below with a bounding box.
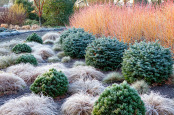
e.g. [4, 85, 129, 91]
[0, 28, 66, 42]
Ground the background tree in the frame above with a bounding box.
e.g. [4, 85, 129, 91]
[33, 0, 45, 26]
[15, 0, 38, 20]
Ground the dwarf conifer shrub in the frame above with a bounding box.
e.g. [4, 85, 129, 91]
[26, 33, 43, 44]
[12, 43, 32, 54]
[92, 81, 146, 115]
[30, 68, 68, 97]
[16, 54, 38, 66]
[62, 32, 95, 58]
[85, 37, 127, 71]
[60, 27, 85, 44]
[122, 41, 173, 84]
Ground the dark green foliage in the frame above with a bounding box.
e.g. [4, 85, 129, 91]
[122, 41, 173, 84]
[12, 43, 32, 54]
[26, 33, 43, 44]
[92, 81, 146, 115]
[16, 54, 38, 66]
[60, 27, 85, 44]
[15, 0, 38, 20]
[30, 68, 68, 97]
[43, 0, 75, 26]
[62, 32, 95, 58]
[85, 37, 128, 71]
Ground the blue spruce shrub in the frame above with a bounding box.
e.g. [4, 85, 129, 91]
[92, 81, 145, 115]
[122, 41, 173, 84]
[62, 32, 95, 58]
[85, 37, 128, 71]
[60, 27, 85, 44]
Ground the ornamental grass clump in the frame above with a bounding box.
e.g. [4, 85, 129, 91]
[0, 72, 26, 95]
[16, 54, 38, 66]
[42, 32, 60, 42]
[0, 94, 57, 115]
[61, 92, 96, 115]
[26, 33, 43, 44]
[122, 41, 173, 84]
[103, 72, 124, 83]
[30, 68, 68, 97]
[92, 81, 146, 115]
[131, 80, 150, 95]
[12, 43, 32, 54]
[62, 32, 95, 58]
[86, 37, 127, 71]
[141, 92, 174, 115]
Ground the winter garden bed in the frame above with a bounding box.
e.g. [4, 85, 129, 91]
[0, 28, 174, 115]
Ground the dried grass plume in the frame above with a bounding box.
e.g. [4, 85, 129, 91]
[69, 79, 105, 96]
[0, 72, 26, 95]
[61, 92, 96, 115]
[0, 94, 57, 115]
[141, 92, 174, 115]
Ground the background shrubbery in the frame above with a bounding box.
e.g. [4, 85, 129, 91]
[43, 0, 75, 26]
[70, 2, 174, 53]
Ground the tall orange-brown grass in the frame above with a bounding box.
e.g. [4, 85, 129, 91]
[70, 2, 174, 53]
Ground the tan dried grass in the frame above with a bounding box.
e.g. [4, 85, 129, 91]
[141, 92, 174, 115]
[0, 94, 57, 115]
[69, 78, 105, 96]
[61, 92, 97, 115]
[0, 72, 26, 95]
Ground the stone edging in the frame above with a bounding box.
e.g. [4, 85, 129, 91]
[0, 27, 66, 38]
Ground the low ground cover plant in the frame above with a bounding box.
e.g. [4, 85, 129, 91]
[26, 33, 43, 44]
[86, 37, 127, 71]
[122, 41, 173, 84]
[12, 43, 32, 54]
[16, 54, 38, 66]
[30, 68, 68, 97]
